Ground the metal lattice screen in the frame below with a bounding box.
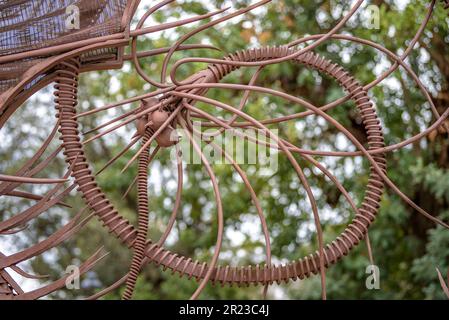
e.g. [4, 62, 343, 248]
[0, 0, 128, 92]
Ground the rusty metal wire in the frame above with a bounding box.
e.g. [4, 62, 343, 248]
[0, 0, 449, 300]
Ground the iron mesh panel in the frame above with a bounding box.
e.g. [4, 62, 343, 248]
[0, 0, 128, 93]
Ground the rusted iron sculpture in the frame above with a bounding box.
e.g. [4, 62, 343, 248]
[0, 0, 448, 300]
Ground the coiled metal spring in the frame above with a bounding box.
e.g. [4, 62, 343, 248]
[54, 57, 138, 246]
[57, 46, 385, 287]
[122, 132, 152, 300]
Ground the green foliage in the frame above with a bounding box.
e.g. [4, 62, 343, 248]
[1, 0, 449, 300]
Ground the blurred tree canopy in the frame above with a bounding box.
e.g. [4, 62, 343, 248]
[1, 0, 449, 299]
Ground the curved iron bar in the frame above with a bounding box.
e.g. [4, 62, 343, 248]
[1, 0, 448, 300]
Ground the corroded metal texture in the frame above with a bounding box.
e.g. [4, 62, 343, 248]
[0, 0, 130, 92]
[0, 0, 449, 300]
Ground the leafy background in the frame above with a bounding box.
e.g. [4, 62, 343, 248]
[1, 0, 449, 299]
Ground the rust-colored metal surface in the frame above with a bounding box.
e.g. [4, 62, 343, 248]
[0, 0, 449, 300]
[0, 0, 129, 93]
